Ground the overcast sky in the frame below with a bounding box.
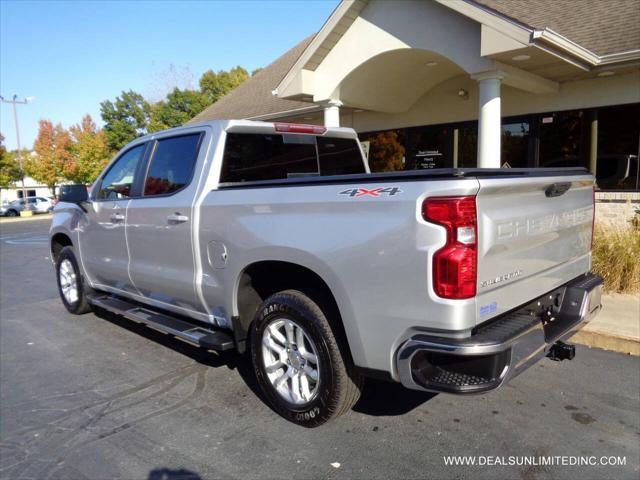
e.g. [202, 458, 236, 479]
[0, 0, 338, 150]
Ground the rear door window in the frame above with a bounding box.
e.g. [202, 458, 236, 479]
[221, 133, 365, 183]
[144, 133, 202, 196]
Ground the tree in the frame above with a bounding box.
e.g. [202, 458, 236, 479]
[100, 90, 151, 152]
[148, 88, 210, 132]
[199, 66, 249, 103]
[66, 115, 111, 184]
[27, 120, 73, 194]
[365, 131, 405, 172]
[0, 134, 23, 190]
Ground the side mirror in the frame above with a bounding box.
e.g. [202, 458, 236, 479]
[58, 184, 89, 203]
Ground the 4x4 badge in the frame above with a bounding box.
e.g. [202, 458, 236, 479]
[339, 187, 402, 198]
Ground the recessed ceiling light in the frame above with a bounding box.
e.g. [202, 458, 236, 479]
[512, 54, 531, 61]
[426, 61, 438, 67]
[597, 71, 615, 77]
[354, 109, 364, 113]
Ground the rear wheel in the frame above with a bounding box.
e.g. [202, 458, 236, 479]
[250, 289, 362, 427]
[55, 246, 93, 314]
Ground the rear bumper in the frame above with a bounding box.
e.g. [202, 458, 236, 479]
[396, 272, 603, 394]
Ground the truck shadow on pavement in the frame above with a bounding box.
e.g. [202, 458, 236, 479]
[91, 306, 263, 396]
[93, 307, 437, 418]
[353, 380, 437, 416]
[148, 467, 202, 480]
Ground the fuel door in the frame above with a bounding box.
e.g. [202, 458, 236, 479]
[207, 241, 228, 269]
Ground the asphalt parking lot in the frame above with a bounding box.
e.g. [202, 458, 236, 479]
[1, 217, 639, 480]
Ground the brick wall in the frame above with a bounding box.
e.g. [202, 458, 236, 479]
[595, 192, 640, 228]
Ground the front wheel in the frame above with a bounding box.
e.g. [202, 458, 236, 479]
[250, 290, 363, 427]
[6, 209, 18, 217]
[55, 246, 93, 314]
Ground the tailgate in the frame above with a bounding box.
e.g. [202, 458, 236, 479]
[475, 173, 594, 324]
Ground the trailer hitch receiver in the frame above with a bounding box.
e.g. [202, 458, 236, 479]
[548, 341, 576, 361]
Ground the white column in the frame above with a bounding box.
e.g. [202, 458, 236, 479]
[323, 100, 342, 127]
[472, 71, 505, 168]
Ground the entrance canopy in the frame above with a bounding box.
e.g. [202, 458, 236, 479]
[273, 0, 639, 167]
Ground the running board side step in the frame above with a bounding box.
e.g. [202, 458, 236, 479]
[89, 295, 234, 352]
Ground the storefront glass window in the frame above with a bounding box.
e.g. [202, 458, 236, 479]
[596, 103, 639, 190]
[457, 126, 477, 168]
[538, 110, 588, 169]
[408, 127, 451, 169]
[360, 130, 405, 172]
[357, 102, 638, 189]
[501, 122, 530, 168]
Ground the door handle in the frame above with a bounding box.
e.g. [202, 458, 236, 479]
[110, 213, 125, 222]
[167, 213, 189, 224]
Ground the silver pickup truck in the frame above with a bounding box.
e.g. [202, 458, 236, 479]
[50, 120, 603, 426]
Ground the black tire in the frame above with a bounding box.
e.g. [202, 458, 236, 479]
[6, 209, 18, 217]
[55, 246, 93, 314]
[250, 289, 363, 427]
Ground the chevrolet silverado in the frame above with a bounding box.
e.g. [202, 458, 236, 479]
[50, 120, 603, 426]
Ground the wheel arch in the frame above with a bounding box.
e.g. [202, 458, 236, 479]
[233, 260, 355, 359]
[50, 232, 73, 262]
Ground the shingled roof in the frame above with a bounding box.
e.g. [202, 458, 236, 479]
[474, 0, 640, 56]
[189, 36, 316, 123]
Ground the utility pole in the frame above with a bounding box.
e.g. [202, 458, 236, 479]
[1, 94, 33, 206]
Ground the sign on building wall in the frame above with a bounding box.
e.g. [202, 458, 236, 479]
[415, 150, 442, 169]
[360, 140, 370, 160]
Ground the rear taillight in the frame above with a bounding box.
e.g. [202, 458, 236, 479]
[423, 196, 477, 299]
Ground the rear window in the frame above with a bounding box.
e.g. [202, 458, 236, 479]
[221, 133, 365, 183]
[317, 137, 365, 176]
[221, 134, 317, 183]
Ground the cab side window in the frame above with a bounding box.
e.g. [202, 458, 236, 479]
[143, 134, 201, 196]
[97, 145, 146, 200]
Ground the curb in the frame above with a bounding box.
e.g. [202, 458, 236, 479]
[572, 329, 640, 356]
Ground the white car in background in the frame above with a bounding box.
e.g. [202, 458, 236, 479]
[0, 196, 54, 216]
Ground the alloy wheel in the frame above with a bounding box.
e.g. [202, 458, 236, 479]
[261, 317, 320, 405]
[59, 259, 79, 305]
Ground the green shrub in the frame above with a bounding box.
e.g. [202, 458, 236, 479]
[592, 224, 640, 294]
